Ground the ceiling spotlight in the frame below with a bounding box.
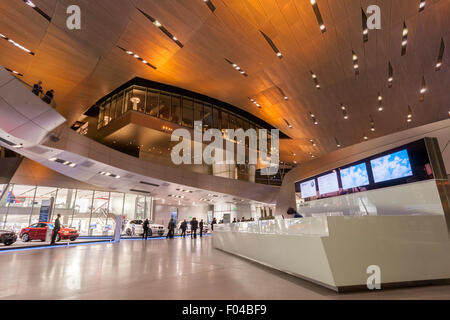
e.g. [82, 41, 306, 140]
[364, 135, 368, 141]
[153, 20, 162, 27]
[419, 0, 426, 12]
[377, 93, 383, 111]
[118, 46, 157, 69]
[335, 137, 341, 148]
[25, 0, 36, 8]
[284, 119, 293, 128]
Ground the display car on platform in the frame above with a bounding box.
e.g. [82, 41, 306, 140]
[0, 230, 17, 246]
[20, 222, 79, 242]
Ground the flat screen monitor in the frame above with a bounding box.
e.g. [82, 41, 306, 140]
[370, 149, 413, 183]
[300, 179, 316, 198]
[317, 171, 339, 195]
[340, 163, 370, 189]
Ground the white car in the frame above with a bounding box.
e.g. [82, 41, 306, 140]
[123, 220, 165, 237]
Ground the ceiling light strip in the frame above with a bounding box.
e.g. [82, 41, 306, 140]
[310, 0, 326, 33]
[401, 22, 408, 56]
[310, 71, 320, 89]
[117, 46, 157, 69]
[203, 0, 216, 12]
[0, 32, 35, 55]
[352, 50, 360, 75]
[309, 112, 318, 125]
[248, 97, 261, 108]
[137, 8, 184, 48]
[436, 38, 445, 71]
[23, 0, 51, 21]
[361, 8, 369, 42]
[225, 59, 248, 77]
[4, 67, 23, 77]
[419, 76, 427, 102]
[407, 105, 413, 123]
[260, 31, 283, 59]
[388, 62, 394, 88]
[340, 104, 348, 120]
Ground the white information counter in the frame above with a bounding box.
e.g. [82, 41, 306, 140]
[213, 216, 450, 292]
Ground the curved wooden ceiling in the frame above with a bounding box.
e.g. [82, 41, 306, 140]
[0, 0, 449, 163]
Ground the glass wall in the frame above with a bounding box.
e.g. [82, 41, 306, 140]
[96, 85, 261, 134]
[0, 184, 153, 236]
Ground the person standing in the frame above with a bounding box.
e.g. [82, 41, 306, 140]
[180, 220, 187, 238]
[32, 81, 43, 96]
[50, 214, 61, 245]
[199, 219, 204, 238]
[42, 89, 54, 104]
[167, 218, 175, 239]
[142, 219, 150, 240]
[211, 217, 217, 232]
[287, 207, 303, 218]
[190, 218, 198, 239]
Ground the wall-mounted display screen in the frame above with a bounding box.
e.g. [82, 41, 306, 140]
[340, 163, 370, 189]
[318, 171, 339, 195]
[300, 179, 316, 198]
[294, 139, 433, 202]
[370, 149, 413, 183]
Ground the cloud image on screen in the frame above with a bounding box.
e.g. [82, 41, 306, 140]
[340, 163, 370, 189]
[370, 149, 413, 183]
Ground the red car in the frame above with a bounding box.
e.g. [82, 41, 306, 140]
[20, 222, 79, 242]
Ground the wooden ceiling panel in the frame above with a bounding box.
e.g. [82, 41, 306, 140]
[0, 0, 448, 164]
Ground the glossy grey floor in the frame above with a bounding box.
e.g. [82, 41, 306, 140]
[1, 237, 449, 300]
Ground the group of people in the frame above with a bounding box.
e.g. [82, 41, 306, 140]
[32, 80, 55, 105]
[232, 217, 255, 223]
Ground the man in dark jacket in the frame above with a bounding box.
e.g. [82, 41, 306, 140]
[199, 219, 204, 238]
[190, 218, 198, 239]
[287, 207, 303, 218]
[32, 81, 43, 96]
[50, 214, 61, 245]
[211, 217, 217, 232]
[180, 220, 187, 238]
[42, 89, 54, 104]
[167, 218, 175, 239]
[142, 219, 150, 240]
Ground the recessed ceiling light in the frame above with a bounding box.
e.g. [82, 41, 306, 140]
[419, 0, 426, 12]
[225, 59, 248, 77]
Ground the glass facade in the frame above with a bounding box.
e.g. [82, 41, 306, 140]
[0, 184, 153, 236]
[96, 85, 265, 134]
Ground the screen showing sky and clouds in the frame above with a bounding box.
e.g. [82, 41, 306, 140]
[340, 163, 370, 189]
[300, 179, 316, 198]
[370, 149, 413, 183]
[317, 171, 340, 195]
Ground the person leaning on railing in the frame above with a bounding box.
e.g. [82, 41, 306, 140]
[32, 81, 43, 97]
[287, 207, 303, 218]
[42, 89, 54, 105]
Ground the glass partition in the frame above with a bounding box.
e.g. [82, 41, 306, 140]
[159, 93, 171, 121]
[182, 98, 194, 128]
[146, 90, 159, 116]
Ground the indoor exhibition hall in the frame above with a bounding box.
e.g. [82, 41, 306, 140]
[0, 0, 449, 306]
